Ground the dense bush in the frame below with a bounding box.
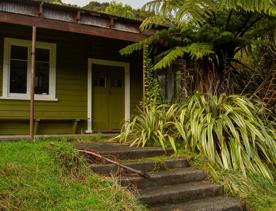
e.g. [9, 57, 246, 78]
[118, 93, 276, 180]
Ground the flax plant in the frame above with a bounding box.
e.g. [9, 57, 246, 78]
[118, 93, 276, 181]
[118, 105, 176, 152]
[172, 93, 276, 180]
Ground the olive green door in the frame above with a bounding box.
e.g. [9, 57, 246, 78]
[92, 64, 125, 131]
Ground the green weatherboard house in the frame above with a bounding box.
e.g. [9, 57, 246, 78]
[0, 0, 146, 135]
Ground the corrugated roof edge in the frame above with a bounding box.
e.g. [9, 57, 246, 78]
[16, 0, 143, 25]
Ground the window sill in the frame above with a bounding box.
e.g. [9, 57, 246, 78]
[0, 96, 59, 102]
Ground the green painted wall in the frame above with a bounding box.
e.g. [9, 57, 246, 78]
[0, 23, 142, 135]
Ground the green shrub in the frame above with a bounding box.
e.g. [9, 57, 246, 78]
[118, 93, 276, 180]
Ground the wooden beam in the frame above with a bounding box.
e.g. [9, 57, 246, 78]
[30, 26, 36, 140]
[0, 12, 146, 42]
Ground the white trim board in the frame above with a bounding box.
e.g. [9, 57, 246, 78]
[86, 58, 130, 133]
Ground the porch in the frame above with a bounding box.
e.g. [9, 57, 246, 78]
[0, 0, 144, 135]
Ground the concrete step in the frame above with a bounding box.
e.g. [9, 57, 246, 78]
[119, 167, 206, 189]
[91, 158, 189, 175]
[98, 148, 174, 160]
[139, 181, 224, 206]
[151, 196, 246, 211]
[75, 142, 245, 210]
[75, 142, 174, 160]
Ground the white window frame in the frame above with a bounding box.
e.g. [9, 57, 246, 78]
[1, 38, 57, 101]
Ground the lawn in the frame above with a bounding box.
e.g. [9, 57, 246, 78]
[0, 138, 146, 211]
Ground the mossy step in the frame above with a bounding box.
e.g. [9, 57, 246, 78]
[151, 196, 246, 211]
[76, 142, 174, 160]
[139, 181, 224, 206]
[119, 167, 206, 189]
[91, 158, 189, 175]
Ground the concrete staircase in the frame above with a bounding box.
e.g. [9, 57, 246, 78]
[76, 142, 246, 211]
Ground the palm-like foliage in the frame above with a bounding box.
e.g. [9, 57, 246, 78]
[117, 94, 276, 180]
[120, 0, 276, 94]
[172, 94, 276, 179]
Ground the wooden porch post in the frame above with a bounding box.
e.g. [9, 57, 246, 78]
[30, 26, 36, 140]
[142, 46, 146, 100]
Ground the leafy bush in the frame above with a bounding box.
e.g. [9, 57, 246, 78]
[118, 93, 276, 180]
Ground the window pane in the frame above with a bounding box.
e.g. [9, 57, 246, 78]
[36, 48, 49, 62]
[10, 60, 27, 93]
[35, 62, 49, 94]
[111, 79, 122, 88]
[93, 77, 106, 87]
[157, 71, 167, 99]
[11, 46, 28, 60]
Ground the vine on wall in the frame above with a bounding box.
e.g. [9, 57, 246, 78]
[142, 45, 160, 108]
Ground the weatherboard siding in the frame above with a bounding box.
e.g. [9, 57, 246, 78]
[0, 23, 142, 135]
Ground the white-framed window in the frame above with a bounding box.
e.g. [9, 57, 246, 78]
[1, 38, 57, 101]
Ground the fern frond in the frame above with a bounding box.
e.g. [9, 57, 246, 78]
[119, 42, 145, 56]
[154, 47, 186, 70]
[120, 29, 170, 56]
[218, 0, 276, 16]
[143, 0, 180, 17]
[140, 15, 173, 31]
[154, 43, 214, 70]
[176, 0, 215, 25]
[187, 43, 214, 59]
[143, 0, 167, 14]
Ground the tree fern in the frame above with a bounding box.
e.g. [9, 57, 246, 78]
[121, 0, 276, 93]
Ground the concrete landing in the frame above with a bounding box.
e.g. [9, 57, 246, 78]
[0, 133, 117, 142]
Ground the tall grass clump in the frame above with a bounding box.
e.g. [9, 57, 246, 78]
[46, 141, 89, 178]
[118, 93, 276, 180]
[118, 105, 177, 151]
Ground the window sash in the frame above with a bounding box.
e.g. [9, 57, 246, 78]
[9, 59, 28, 94]
[2, 38, 56, 101]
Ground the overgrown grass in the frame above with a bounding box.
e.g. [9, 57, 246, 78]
[0, 139, 146, 211]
